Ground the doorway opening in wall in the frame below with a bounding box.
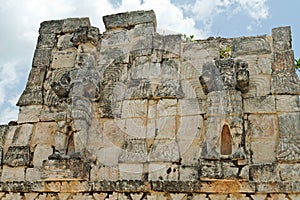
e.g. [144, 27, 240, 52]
[221, 124, 232, 155]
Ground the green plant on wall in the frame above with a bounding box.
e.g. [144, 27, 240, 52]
[220, 46, 231, 58]
[295, 58, 300, 72]
[181, 34, 195, 42]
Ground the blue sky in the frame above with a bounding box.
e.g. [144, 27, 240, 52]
[0, 0, 299, 124]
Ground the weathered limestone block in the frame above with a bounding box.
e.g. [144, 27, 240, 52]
[39, 110, 67, 122]
[177, 115, 203, 140]
[200, 160, 243, 179]
[62, 17, 90, 33]
[182, 40, 218, 62]
[33, 144, 53, 167]
[200, 61, 224, 93]
[2, 126, 17, 155]
[39, 19, 63, 34]
[154, 79, 184, 98]
[249, 163, 280, 181]
[119, 139, 147, 162]
[179, 139, 202, 165]
[129, 23, 155, 40]
[87, 26, 100, 45]
[24, 67, 47, 90]
[232, 36, 271, 56]
[272, 50, 295, 73]
[279, 163, 300, 181]
[101, 29, 129, 46]
[1, 166, 25, 182]
[123, 118, 146, 139]
[26, 168, 42, 182]
[51, 48, 77, 69]
[57, 34, 74, 50]
[245, 75, 271, 97]
[74, 53, 95, 69]
[17, 89, 43, 106]
[271, 73, 300, 95]
[156, 99, 177, 117]
[31, 122, 57, 146]
[102, 119, 125, 147]
[124, 79, 151, 99]
[119, 163, 144, 180]
[121, 99, 147, 118]
[272, 26, 292, 52]
[149, 139, 180, 162]
[180, 62, 201, 80]
[98, 46, 129, 65]
[37, 33, 57, 49]
[161, 59, 180, 80]
[32, 48, 52, 67]
[3, 146, 30, 167]
[69, 26, 99, 46]
[277, 112, 300, 162]
[178, 99, 204, 116]
[248, 114, 278, 138]
[103, 10, 156, 30]
[243, 96, 276, 113]
[250, 140, 277, 163]
[95, 146, 122, 166]
[42, 159, 90, 180]
[128, 60, 149, 80]
[11, 124, 33, 146]
[275, 95, 300, 112]
[90, 165, 119, 181]
[179, 166, 199, 181]
[132, 36, 153, 57]
[148, 163, 179, 181]
[155, 116, 176, 139]
[161, 35, 182, 57]
[0, 125, 8, 146]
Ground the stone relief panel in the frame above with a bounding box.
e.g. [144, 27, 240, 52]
[97, 47, 206, 179]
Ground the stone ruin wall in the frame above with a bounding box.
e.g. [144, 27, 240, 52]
[0, 10, 299, 199]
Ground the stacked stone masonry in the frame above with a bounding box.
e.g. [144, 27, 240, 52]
[0, 10, 299, 199]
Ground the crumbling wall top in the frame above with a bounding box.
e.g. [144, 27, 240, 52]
[103, 10, 157, 30]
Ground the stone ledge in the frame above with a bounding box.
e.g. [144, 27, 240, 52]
[0, 180, 298, 193]
[103, 10, 156, 30]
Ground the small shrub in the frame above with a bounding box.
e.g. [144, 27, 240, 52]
[220, 46, 231, 58]
[295, 58, 300, 72]
[181, 34, 195, 42]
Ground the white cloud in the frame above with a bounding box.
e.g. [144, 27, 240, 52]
[0, 106, 19, 124]
[190, 0, 269, 36]
[0, 61, 18, 105]
[238, 0, 269, 21]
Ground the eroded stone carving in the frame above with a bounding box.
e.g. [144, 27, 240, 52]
[0, 10, 300, 198]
